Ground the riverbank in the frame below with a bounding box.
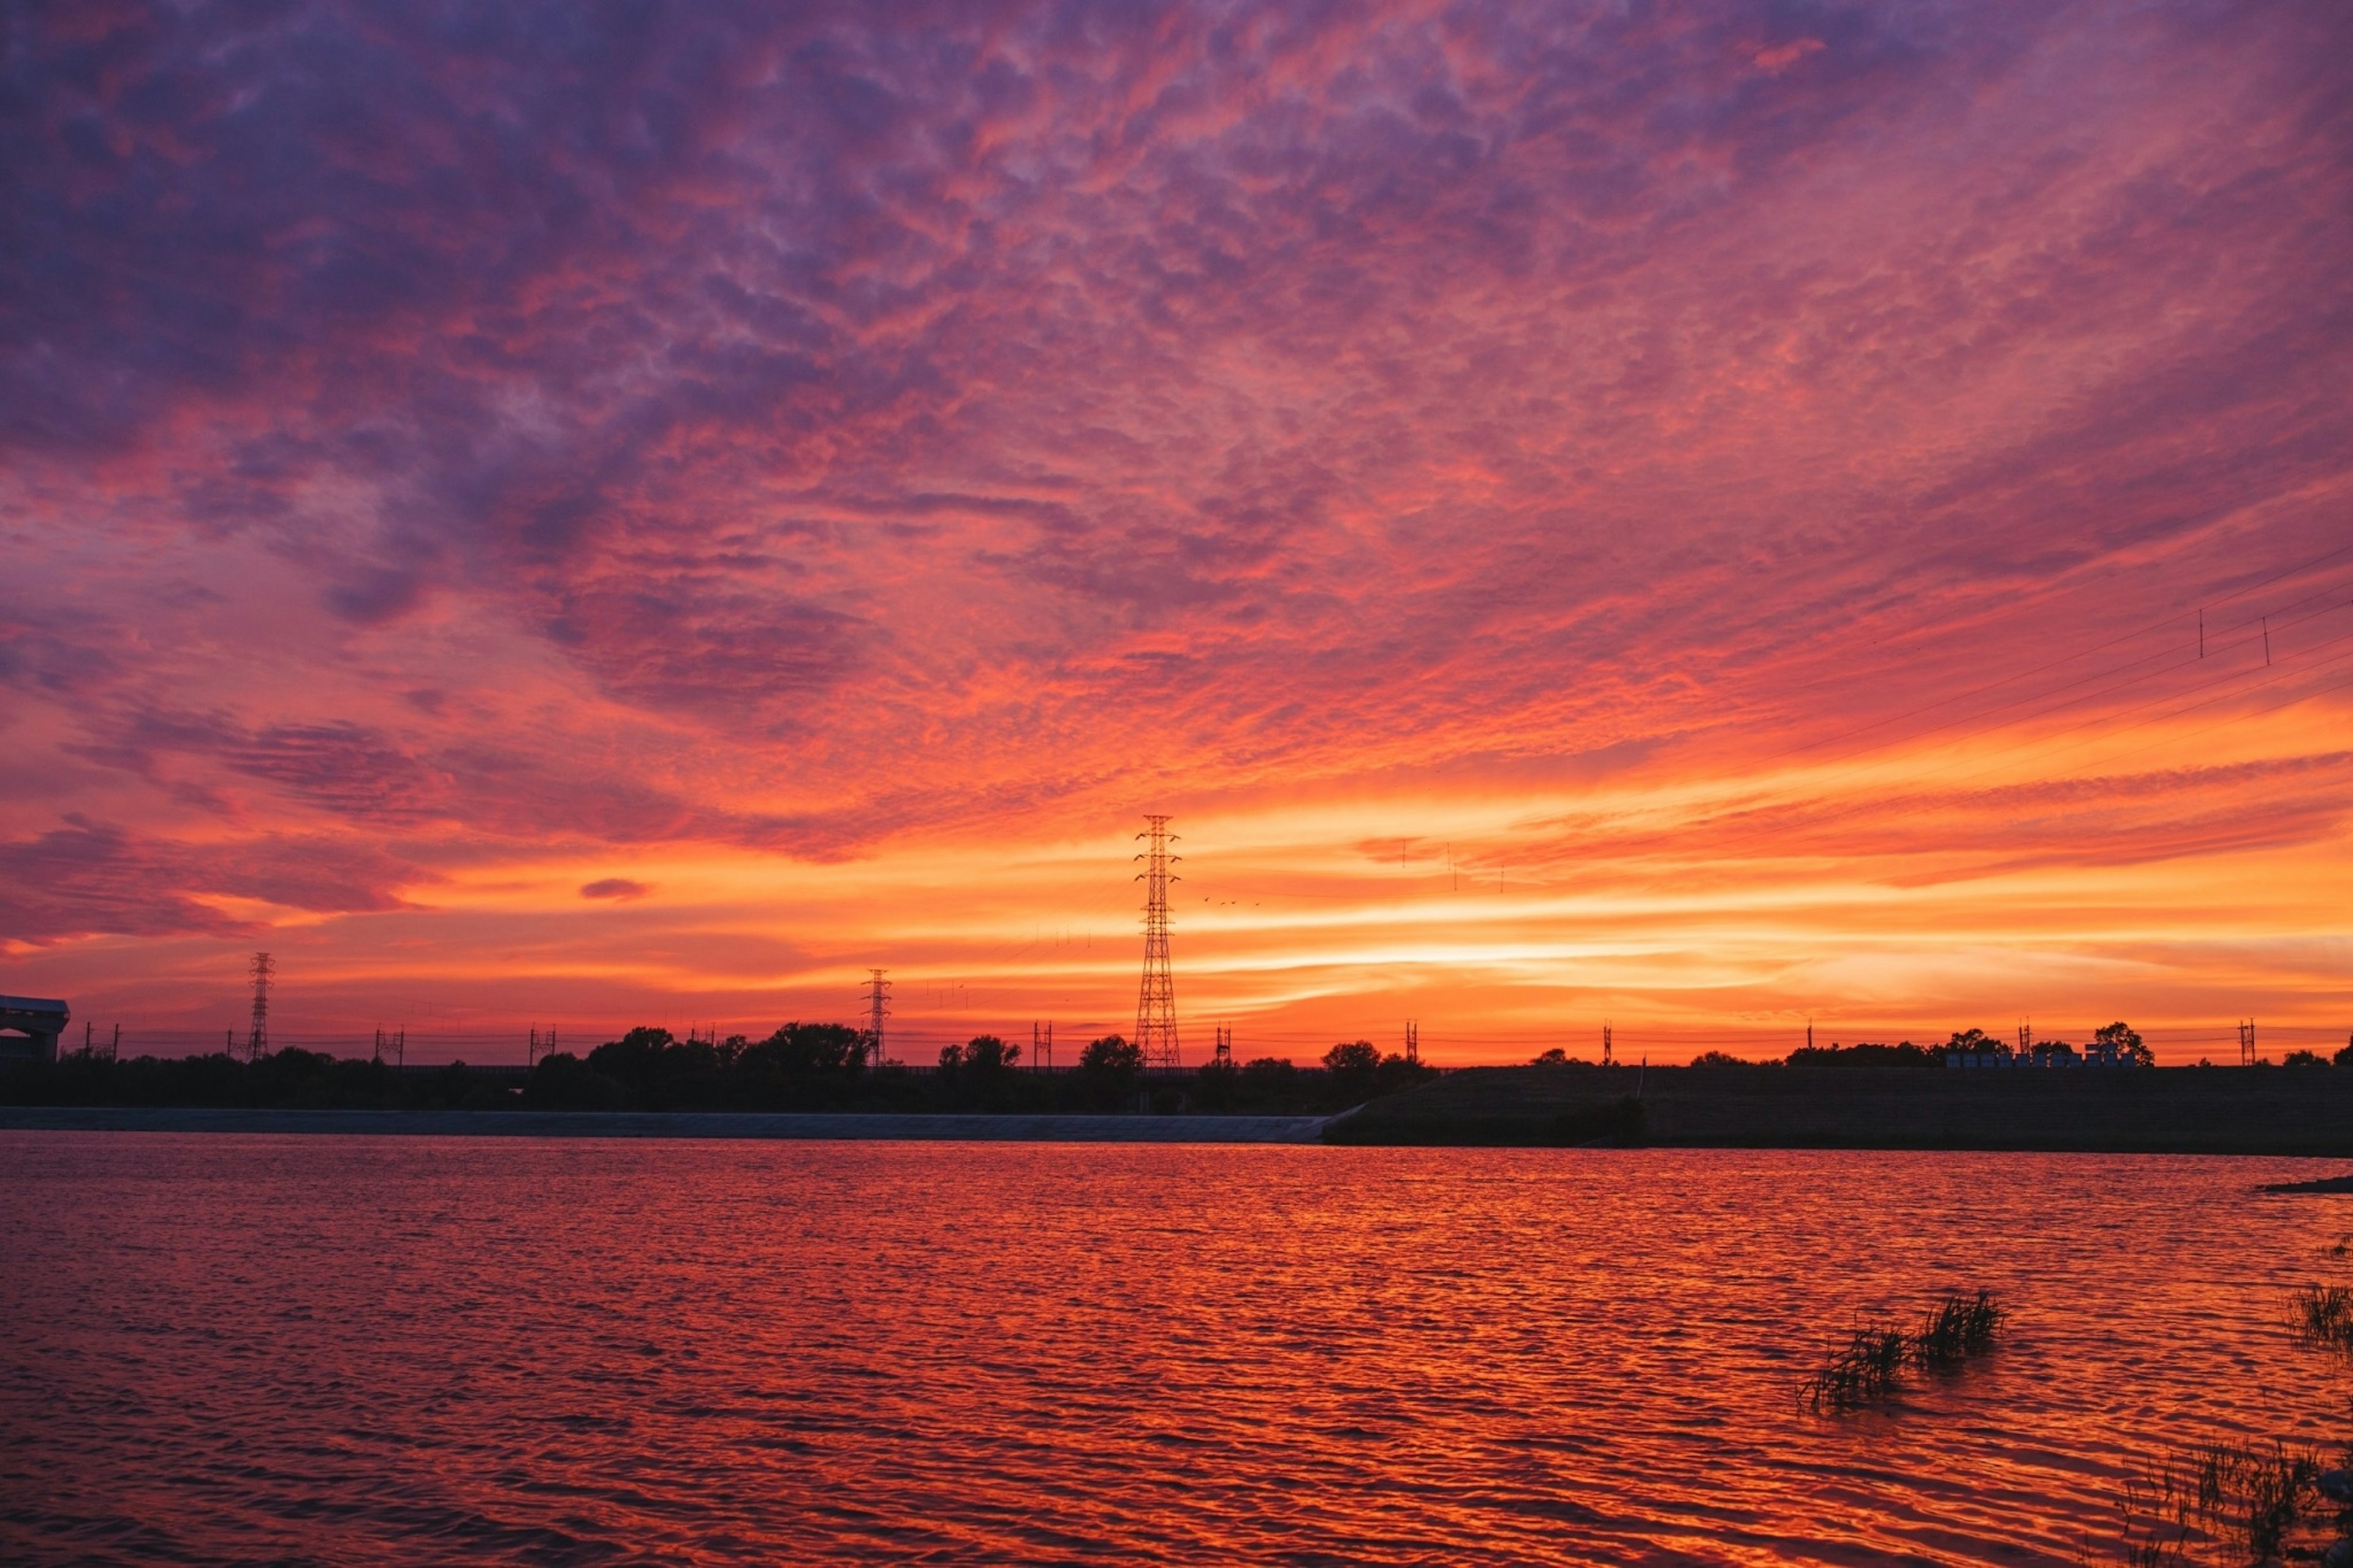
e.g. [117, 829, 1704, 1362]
[0, 1106, 1338, 1142]
[15, 1066, 2352, 1151]
[1329, 1064, 2353, 1154]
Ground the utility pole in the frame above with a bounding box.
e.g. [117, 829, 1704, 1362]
[2240, 1018, 2257, 1067]
[865, 970, 892, 1069]
[1033, 1020, 1053, 1072]
[1134, 815, 1181, 1069]
[1213, 1025, 1233, 1069]
[1602, 1023, 1613, 1067]
[1404, 1021, 1419, 1066]
[246, 952, 273, 1061]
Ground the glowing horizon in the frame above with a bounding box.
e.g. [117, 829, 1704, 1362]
[4, 2, 2349, 1064]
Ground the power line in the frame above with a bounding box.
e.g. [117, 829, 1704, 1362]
[1745, 567, 2353, 773]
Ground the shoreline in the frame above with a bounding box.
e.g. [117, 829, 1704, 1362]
[14, 1064, 2353, 1154]
[0, 1105, 1339, 1142]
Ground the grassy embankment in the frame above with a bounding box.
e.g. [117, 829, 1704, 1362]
[1326, 1063, 2353, 1155]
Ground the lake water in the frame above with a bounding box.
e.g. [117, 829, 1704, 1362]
[5, 1134, 2352, 1564]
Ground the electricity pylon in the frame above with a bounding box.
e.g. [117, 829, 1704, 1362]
[1133, 815, 1180, 1068]
[247, 952, 273, 1060]
[866, 969, 891, 1067]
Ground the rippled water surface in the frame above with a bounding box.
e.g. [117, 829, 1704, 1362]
[6, 1134, 2353, 1564]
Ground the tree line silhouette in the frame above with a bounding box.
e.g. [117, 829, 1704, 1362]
[0, 1026, 1437, 1115]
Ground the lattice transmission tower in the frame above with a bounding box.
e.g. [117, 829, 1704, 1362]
[246, 952, 273, 1060]
[1133, 815, 1181, 1068]
[866, 969, 892, 1067]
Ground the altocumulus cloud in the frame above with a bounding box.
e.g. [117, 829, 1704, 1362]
[1, 0, 2347, 1018]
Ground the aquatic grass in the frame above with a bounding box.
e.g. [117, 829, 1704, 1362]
[1798, 1290, 2006, 1412]
[1912, 1290, 2004, 1368]
[2112, 1439, 2323, 1564]
[2292, 1284, 2353, 1350]
[1800, 1324, 1909, 1412]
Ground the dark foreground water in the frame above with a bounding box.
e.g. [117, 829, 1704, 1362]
[5, 1135, 2351, 1565]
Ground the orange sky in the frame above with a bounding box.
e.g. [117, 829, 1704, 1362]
[4, 1, 2349, 1063]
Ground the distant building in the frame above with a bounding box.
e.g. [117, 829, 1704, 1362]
[0, 996, 69, 1064]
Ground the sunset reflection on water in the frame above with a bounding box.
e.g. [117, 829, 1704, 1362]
[5, 1135, 2349, 1564]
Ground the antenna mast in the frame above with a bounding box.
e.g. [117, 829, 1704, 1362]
[1134, 814, 1181, 1069]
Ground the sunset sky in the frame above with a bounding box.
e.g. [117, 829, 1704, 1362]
[4, 1, 2349, 1063]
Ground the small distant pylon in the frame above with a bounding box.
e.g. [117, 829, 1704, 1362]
[865, 969, 892, 1067]
[2018, 1019, 2033, 1056]
[1033, 1020, 1054, 1072]
[1213, 1025, 1233, 1069]
[1602, 1023, 1613, 1066]
[246, 952, 273, 1060]
[1404, 1021, 1419, 1066]
[1133, 815, 1181, 1069]
[2240, 1018, 2257, 1067]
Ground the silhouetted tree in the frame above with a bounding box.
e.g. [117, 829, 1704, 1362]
[962, 1034, 1020, 1074]
[524, 1051, 627, 1110]
[588, 1027, 678, 1085]
[1238, 1056, 1302, 1107]
[1076, 1033, 1143, 1108]
[1789, 1040, 1940, 1069]
[936, 1034, 1023, 1105]
[1322, 1039, 1381, 1100]
[2284, 1050, 2329, 1069]
[1944, 1028, 2007, 1060]
[1194, 1056, 1240, 1110]
[2093, 1021, 2151, 1066]
[737, 1022, 868, 1079]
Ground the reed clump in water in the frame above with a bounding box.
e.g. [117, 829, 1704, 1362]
[2291, 1284, 2353, 1351]
[2116, 1438, 2324, 1566]
[1800, 1324, 1909, 1412]
[1912, 1289, 2005, 1368]
[1798, 1290, 2007, 1412]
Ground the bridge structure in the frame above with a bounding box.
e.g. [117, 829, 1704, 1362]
[0, 996, 69, 1064]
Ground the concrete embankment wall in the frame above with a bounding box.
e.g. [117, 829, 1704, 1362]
[1335, 1065, 2353, 1156]
[0, 1107, 1336, 1143]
